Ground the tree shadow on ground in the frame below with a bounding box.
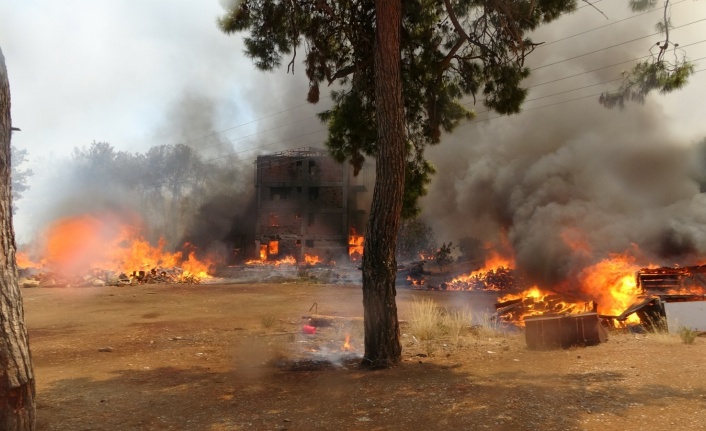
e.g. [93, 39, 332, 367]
[35, 355, 706, 431]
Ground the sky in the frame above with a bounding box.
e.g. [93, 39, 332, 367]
[3, 0, 706, 258]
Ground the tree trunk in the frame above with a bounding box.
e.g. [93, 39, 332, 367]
[361, 0, 404, 368]
[0, 47, 36, 430]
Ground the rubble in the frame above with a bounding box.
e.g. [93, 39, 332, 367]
[18, 265, 205, 287]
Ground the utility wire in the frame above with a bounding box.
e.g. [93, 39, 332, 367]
[150, 1, 670, 151]
[539, 0, 687, 48]
[534, 18, 706, 70]
[19, 14, 706, 193]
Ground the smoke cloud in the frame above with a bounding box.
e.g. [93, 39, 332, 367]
[423, 2, 706, 286]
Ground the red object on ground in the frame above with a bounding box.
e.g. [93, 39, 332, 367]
[302, 325, 316, 335]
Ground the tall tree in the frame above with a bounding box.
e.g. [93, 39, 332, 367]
[360, 0, 405, 367]
[11, 145, 33, 213]
[0, 47, 36, 429]
[218, 0, 693, 366]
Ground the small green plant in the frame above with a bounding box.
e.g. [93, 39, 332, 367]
[678, 326, 698, 345]
[261, 315, 276, 329]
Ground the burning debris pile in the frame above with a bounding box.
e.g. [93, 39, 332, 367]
[442, 267, 530, 292]
[402, 246, 704, 335]
[17, 213, 215, 287]
[19, 266, 203, 288]
[616, 264, 706, 332]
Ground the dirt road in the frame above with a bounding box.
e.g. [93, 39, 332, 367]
[21, 282, 706, 430]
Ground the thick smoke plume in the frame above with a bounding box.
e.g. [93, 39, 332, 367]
[423, 2, 706, 287]
[20, 91, 259, 263]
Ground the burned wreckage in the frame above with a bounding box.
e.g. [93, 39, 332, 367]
[499, 265, 706, 350]
[618, 265, 706, 332]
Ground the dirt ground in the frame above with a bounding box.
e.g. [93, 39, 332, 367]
[21, 282, 706, 431]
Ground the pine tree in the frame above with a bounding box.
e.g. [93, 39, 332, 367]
[218, 0, 692, 366]
[0, 46, 36, 430]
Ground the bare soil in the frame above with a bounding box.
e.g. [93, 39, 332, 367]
[22, 282, 706, 431]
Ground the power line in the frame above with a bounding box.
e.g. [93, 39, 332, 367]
[19, 13, 706, 194]
[154, 1, 661, 151]
[534, 18, 706, 70]
[539, 0, 688, 48]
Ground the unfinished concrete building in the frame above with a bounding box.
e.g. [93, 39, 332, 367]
[254, 147, 368, 262]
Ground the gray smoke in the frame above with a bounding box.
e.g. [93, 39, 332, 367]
[422, 2, 706, 286]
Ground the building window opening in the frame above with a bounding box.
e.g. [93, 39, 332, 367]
[270, 187, 290, 200]
[268, 240, 279, 256]
[269, 212, 279, 226]
[305, 239, 315, 248]
[309, 187, 320, 201]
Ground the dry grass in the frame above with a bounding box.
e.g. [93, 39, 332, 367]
[406, 298, 511, 356]
[443, 307, 474, 346]
[408, 297, 444, 342]
[474, 312, 508, 339]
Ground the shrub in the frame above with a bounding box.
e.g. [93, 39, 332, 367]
[678, 326, 698, 345]
[261, 315, 276, 329]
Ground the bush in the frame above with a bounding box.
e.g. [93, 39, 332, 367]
[261, 315, 276, 329]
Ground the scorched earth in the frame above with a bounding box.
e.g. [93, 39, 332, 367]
[23, 282, 706, 431]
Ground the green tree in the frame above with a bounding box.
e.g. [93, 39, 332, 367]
[10, 145, 33, 213]
[599, 0, 693, 108]
[218, 0, 692, 366]
[1, 46, 36, 430]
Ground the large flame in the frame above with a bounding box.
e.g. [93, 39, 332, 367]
[577, 254, 641, 317]
[18, 213, 214, 281]
[448, 249, 514, 290]
[495, 253, 642, 325]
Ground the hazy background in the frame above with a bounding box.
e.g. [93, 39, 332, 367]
[2, 1, 706, 281]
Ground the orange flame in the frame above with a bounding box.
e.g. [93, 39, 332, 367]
[22, 213, 214, 281]
[304, 254, 321, 265]
[245, 255, 296, 266]
[577, 253, 641, 317]
[268, 240, 279, 256]
[16, 251, 43, 269]
[342, 334, 352, 351]
[449, 250, 514, 289]
[348, 228, 364, 260]
[495, 253, 643, 325]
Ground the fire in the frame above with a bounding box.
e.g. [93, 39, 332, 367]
[268, 240, 279, 255]
[304, 254, 321, 265]
[407, 275, 424, 286]
[495, 253, 642, 325]
[448, 250, 514, 289]
[577, 253, 641, 317]
[245, 255, 297, 266]
[16, 251, 43, 269]
[348, 228, 364, 260]
[18, 213, 214, 282]
[259, 245, 267, 261]
[342, 334, 352, 351]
